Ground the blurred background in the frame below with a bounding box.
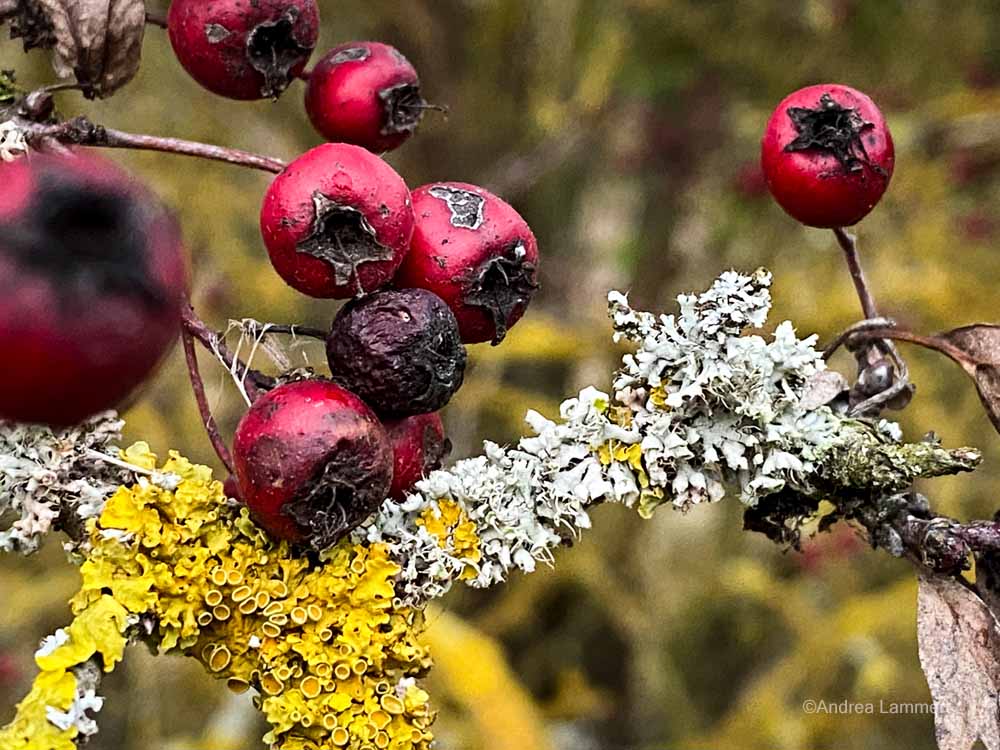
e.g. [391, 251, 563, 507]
[4, 1, 1000, 748]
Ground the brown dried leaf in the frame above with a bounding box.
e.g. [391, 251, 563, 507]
[35, 0, 145, 97]
[935, 325, 1000, 435]
[917, 574, 1000, 750]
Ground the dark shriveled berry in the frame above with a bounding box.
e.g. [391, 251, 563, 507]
[232, 379, 393, 548]
[326, 289, 466, 418]
[384, 412, 450, 499]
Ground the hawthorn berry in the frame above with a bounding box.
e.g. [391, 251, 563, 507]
[305, 41, 430, 153]
[232, 379, 393, 547]
[761, 83, 894, 228]
[167, 0, 320, 100]
[326, 289, 467, 418]
[0, 151, 187, 426]
[260, 143, 415, 298]
[394, 182, 539, 345]
[384, 412, 450, 499]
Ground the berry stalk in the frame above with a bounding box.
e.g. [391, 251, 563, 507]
[19, 116, 287, 174]
[181, 326, 235, 475]
[833, 227, 878, 320]
[145, 11, 168, 29]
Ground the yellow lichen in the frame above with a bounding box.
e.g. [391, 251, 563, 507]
[5, 444, 436, 750]
[416, 499, 481, 579]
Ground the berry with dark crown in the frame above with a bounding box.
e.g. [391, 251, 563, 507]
[395, 182, 539, 345]
[232, 379, 393, 548]
[305, 41, 430, 153]
[260, 143, 415, 298]
[761, 83, 894, 228]
[167, 0, 320, 100]
[326, 288, 467, 418]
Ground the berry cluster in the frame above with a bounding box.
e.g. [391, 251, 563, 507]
[0, 0, 540, 553]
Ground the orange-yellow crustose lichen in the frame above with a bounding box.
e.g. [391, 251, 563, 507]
[10, 444, 435, 750]
[416, 498, 481, 579]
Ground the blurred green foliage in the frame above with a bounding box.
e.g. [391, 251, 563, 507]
[3, 1, 1000, 748]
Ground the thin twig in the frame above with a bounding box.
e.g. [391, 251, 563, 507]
[19, 116, 287, 174]
[850, 327, 974, 374]
[243, 322, 328, 340]
[182, 328, 235, 474]
[144, 11, 168, 29]
[833, 227, 879, 319]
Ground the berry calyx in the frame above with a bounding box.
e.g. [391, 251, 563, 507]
[384, 412, 450, 499]
[305, 41, 432, 153]
[326, 288, 467, 418]
[394, 182, 540, 345]
[0, 151, 187, 426]
[260, 143, 415, 298]
[232, 379, 393, 547]
[761, 83, 894, 228]
[167, 0, 320, 100]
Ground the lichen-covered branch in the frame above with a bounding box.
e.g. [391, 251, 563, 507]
[0, 270, 987, 749]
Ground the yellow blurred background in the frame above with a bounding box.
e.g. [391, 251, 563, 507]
[4, 1, 1000, 748]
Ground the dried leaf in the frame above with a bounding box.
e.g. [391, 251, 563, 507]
[34, 0, 145, 97]
[917, 574, 1000, 750]
[936, 325, 1000, 435]
[800, 369, 848, 411]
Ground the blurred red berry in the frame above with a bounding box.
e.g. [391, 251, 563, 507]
[394, 182, 539, 345]
[260, 143, 414, 299]
[384, 412, 450, 499]
[167, 0, 319, 100]
[733, 161, 768, 198]
[761, 83, 894, 228]
[232, 379, 393, 547]
[0, 151, 187, 426]
[305, 41, 428, 153]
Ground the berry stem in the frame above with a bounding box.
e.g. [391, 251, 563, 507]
[144, 11, 168, 29]
[19, 116, 287, 174]
[180, 304, 276, 400]
[243, 322, 328, 340]
[181, 326, 236, 475]
[847, 327, 973, 373]
[832, 227, 878, 319]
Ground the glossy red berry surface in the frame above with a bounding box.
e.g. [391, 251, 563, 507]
[260, 143, 415, 298]
[305, 41, 427, 153]
[761, 83, 894, 228]
[167, 0, 320, 100]
[0, 151, 187, 426]
[394, 182, 539, 345]
[384, 413, 449, 500]
[232, 379, 393, 547]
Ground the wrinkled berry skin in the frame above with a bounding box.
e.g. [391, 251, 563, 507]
[0, 151, 187, 426]
[260, 143, 414, 298]
[305, 41, 426, 153]
[326, 289, 466, 418]
[232, 379, 393, 548]
[384, 412, 449, 499]
[167, 0, 319, 100]
[394, 182, 539, 345]
[761, 83, 894, 228]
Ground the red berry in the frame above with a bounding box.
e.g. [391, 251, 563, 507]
[232, 379, 393, 547]
[167, 0, 319, 100]
[305, 42, 428, 153]
[384, 412, 450, 499]
[0, 151, 187, 426]
[760, 84, 894, 228]
[260, 143, 415, 298]
[326, 289, 467, 418]
[394, 182, 539, 345]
